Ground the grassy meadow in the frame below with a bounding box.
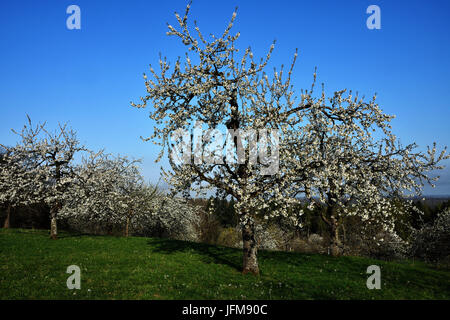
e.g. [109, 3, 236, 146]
[0, 228, 448, 299]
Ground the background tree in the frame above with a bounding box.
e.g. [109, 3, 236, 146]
[60, 152, 164, 237]
[207, 195, 238, 227]
[110, 159, 159, 237]
[0, 117, 46, 229]
[295, 81, 449, 255]
[409, 207, 450, 264]
[60, 153, 134, 231]
[5, 118, 88, 239]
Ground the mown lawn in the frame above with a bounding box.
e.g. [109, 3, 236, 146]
[0, 228, 448, 299]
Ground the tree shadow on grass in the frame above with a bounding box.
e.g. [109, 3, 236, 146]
[6, 228, 113, 239]
[57, 232, 111, 239]
[258, 249, 327, 268]
[147, 238, 242, 272]
[146, 239, 346, 299]
[147, 238, 332, 275]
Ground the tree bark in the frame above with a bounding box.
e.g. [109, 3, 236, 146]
[324, 192, 342, 256]
[242, 221, 259, 275]
[227, 89, 259, 275]
[50, 215, 57, 239]
[125, 216, 130, 237]
[50, 205, 59, 239]
[51, 163, 62, 240]
[3, 204, 11, 229]
[329, 215, 341, 256]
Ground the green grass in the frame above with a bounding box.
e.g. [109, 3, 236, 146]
[0, 228, 449, 299]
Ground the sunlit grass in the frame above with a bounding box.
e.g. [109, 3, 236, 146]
[0, 228, 448, 299]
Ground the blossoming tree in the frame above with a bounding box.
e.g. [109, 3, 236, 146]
[60, 151, 198, 240]
[5, 118, 88, 239]
[0, 118, 46, 228]
[294, 80, 449, 255]
[60, 152, 155, 237]
[131, 3, 323, 274]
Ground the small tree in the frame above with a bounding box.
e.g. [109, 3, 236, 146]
[59, 150, 120, 231]
[0, 117, 46, 228]
[135, 195, 199, 241]
[60, 152, 161, 237]
[5, 118, 88, 239]
[410, 207, 450, 264]
[0, 148, 17, 228]
[111, 159, 158, 237]
[37, 124, 87, 239]
[122, 183, 161, 237]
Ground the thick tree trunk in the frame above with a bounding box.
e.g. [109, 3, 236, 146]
[329, 215, 341, 257]
[323, 198, 342, 257]
[242, 222, 259, 275]
[50, 215, 57, 239]
[125, 216, 130, 237]
[3, 204, 11, 229]
[50, 205, 59, 239]
[228, 89, 259, 274]
[51, 164, 62, 240]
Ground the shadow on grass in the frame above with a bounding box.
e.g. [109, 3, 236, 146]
[56, 231, 129, 239]
[147, 238, 243, 272]
[1, 228, 107, 239]
[57, 233, 109, 239]
[146, 238, 326, 274]
[146, 238, 346, 299]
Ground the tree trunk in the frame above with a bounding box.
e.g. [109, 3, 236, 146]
[51, 163, 62, 240]
[125, 216, 130, 237]
[341, 221, 346, 254]
[228, 89, 259, 274]
[242, 222, 259, 275]
[50, 205, 58, 239]
[329, 214, 341, 257]
[3, 204, 11, 229]
[323, 192, 343, 257]
[50, 215, 57, 239]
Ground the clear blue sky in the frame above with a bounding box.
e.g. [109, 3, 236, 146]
[1, 0, 449, 195]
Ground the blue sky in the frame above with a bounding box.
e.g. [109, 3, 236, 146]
[0, 0, 449, 195]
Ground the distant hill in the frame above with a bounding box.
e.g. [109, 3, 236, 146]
[408, 196, 450, 208]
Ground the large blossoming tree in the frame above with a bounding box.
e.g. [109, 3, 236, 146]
[131, 3, 449, 272]
[131, 3, 324, 274]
